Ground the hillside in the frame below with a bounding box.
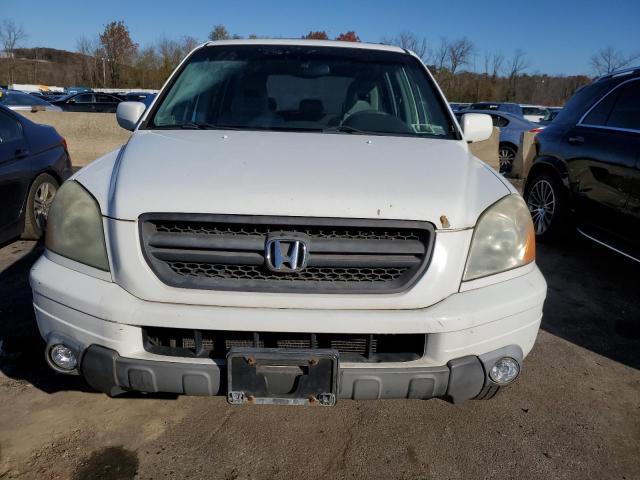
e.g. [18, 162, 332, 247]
[1, 47, 88, 87]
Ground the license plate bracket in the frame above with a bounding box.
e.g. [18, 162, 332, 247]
[227, 347, 339, 406]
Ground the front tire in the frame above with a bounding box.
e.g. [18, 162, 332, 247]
[524, 172, 568, 242]
[21, 173, 59, 240]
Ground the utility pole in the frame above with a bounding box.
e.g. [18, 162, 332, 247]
[102, 57, 106, 87]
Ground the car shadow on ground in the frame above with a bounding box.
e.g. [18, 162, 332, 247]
[0, 240, 177, 399]
[537, 236, 640, 369]
[0, 234, 637, 397]
[0, 241, 91, 394]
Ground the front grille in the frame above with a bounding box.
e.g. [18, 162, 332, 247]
[143, 327, 426, 363]
[140, 214, 435, 293]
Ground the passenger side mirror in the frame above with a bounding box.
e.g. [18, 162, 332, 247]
[460, 113, 493, 143]
[116, 101, 146, 131]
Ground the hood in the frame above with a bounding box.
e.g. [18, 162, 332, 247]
[77, 129, 510, 229]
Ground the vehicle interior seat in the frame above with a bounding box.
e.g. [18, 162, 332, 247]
[297, 99, 326, 122]
[343, 80, 378, 118]
[222, 77, 283, 127]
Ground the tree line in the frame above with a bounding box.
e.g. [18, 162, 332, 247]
[2, 20, 638, 105]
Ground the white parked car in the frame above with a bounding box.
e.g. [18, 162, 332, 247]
[30, 40, 546, 405]
[520, 104, 549, 123]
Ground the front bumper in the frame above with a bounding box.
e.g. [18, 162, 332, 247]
[31, 254, 546, 402]
[81, 343, 522, 403]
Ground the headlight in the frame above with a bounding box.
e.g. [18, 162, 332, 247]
[463, 194, 535, 281]
[45, 180, 110, 271]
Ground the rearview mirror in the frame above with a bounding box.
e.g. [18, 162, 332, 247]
[116, 101, 146, 131]
[460, 113, 493, 143]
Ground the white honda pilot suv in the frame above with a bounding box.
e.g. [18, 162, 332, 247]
[31, 40, 546, 405]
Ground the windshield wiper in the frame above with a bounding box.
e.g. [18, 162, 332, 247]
[324, 125, 367, 135]
[177, 122, 237, 130]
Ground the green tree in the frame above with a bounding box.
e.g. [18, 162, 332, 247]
[208, 25, 231, 41]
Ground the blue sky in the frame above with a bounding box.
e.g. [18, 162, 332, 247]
[3, 0, 639, 75]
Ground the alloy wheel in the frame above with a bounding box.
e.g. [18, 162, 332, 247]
[34, 181, 57, 231]
[499, 147, 516, 173]
[527, 179, 556, 235]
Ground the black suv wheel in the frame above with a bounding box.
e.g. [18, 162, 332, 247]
[524, 172, 569, 242]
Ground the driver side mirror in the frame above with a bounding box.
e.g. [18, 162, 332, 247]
[460, 113, 493, 143]
[116, 101, 146, 131]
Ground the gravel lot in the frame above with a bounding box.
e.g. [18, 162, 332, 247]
[0, 237, 638, 480]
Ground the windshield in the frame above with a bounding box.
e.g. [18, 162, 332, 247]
[147, 45, 457, 138]
[0, 92, 53, 107]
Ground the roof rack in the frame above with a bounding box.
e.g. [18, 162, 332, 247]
[597, 65, 640, 81]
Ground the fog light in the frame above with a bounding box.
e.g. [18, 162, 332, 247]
[50, 344, 78, 371]
[489, 357, 520, 385]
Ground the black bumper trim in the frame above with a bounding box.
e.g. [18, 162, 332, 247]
[79, 345, 501, 402]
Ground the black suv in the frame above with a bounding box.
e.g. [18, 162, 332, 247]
[524, 67, 640, 261]
[51, 92, 122, 113]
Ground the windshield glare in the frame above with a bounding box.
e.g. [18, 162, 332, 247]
[149, 45, 456, 138]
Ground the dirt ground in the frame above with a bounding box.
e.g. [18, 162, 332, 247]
[0, 236, 638, 480]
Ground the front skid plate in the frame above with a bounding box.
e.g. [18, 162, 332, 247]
[226, 347, 339, 406]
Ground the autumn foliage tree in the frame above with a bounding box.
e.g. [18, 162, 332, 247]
[99, 21, 137, 87]
[303, 31, 329, 40]
[335, 31, 360, 42]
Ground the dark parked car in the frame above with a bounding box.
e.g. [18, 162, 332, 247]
[123, 91, 157, 108]
[538, 107, 562, 125]
[51, 92, 122, 113]
[0, 105, 72, 243]
[65, 86, 92, 95]
[524, 67, 640, 261]
[465, 102, 524, 117]
[449, 102, 470, 112]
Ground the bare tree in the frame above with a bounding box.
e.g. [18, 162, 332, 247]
[182, 36, 199, 54]
[0, 19, 28, 84]
[434, 37, 449, 72]
[447, 37, 474, 75]
[76, 35, 100, 86]
[590, 46, 640, 75]
[157, 36, 183, 78]
[505, 49, 530, 100]
[381, 32, 429, 61]
[506, 49, 530, 77]
[483, 51, 504, 79]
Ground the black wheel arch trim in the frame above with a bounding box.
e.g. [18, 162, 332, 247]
[525, 156, 570, 191]
[499, 141, 518, 151]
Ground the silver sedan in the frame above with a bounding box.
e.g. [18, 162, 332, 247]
[0, 90, 63, 112]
